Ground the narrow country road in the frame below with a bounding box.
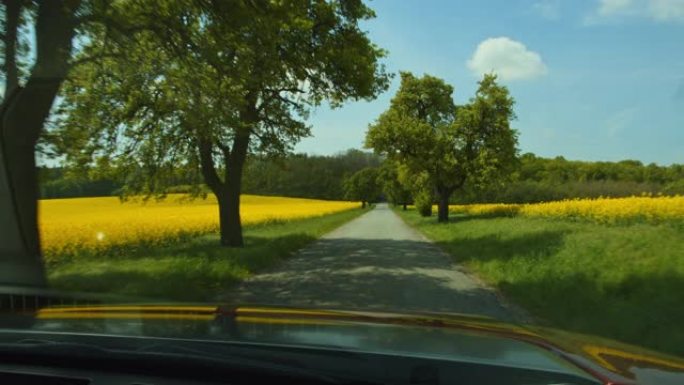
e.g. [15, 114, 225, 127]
[221, 203, 524, 322]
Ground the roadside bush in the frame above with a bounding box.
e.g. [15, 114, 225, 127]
[414, 189, 433, 217]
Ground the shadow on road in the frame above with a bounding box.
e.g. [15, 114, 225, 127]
[224, 238, 518, 322]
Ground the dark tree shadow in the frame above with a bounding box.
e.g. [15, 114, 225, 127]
[498, 271, 684, 358]
[418, 226, 684, 358]
[48, 233, 318, 302]
[433, 230, 569, 264]
[221, 238, 521, 323]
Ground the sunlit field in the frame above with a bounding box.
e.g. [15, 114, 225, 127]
[40, 194, 357, 260]
[447, 196, 684, 224]
[404, 196, 684, 357]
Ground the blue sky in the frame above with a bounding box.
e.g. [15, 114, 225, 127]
[295, 0, 684, 165]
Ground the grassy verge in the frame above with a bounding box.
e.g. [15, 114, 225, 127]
[396, 208, 684, 357]
[48, 208, 366, 301]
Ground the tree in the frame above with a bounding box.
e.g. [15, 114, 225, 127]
[366, 72, 518, 222]
[50, 0, 390, 247]
[0, 1, 84, 287]
[343, 167, 380, 208]
[377, 161, 412, 210]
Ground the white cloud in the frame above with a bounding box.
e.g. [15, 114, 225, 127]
[532, 0, 561, 20]
[467, 37, 548, 81]
[598, 0, 634, 15]
[649, 0, 684, 20]
[590, 0, 684, 22]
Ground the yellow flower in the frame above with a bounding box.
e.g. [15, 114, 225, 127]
[449, 196, 684, 224]
[40, 194, 356, 261]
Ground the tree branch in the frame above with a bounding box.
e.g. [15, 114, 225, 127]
[2, 0, 22, 96]
[69, 51, 124, 67]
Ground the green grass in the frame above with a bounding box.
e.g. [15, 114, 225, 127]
[397, 209, 684, 357]
[48, 208, 365, 301]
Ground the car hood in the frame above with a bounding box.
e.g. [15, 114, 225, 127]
[5, 304, 684, 385]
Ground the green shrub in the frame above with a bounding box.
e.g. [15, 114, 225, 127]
[414, 189, 433, 217]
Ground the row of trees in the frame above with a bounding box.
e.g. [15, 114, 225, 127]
[38, 149, 382, 200]
[453, 154, 684, 204]
[344, 154, 684, 212]
[243, 149, 381, 200]
[516, 154, 684, 185]
[40, 135, 683, 210]
[40, 149, 684, 203]
[346, 72, 684, 212]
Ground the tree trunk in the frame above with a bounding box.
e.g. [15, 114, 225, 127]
[217, 188, 242, 247]
[197, 132, 249, 248]
[0, 1, 77, 287]
[0, 103, 45, 286]
[437, 188, 451, 223]
[402, 203, 407, 210]
[219, 132, 250, 247]
[361, 201, 366, 208]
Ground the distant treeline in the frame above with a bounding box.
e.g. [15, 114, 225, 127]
[453, 153, 684, 204]
[38, 149, 382, 200]
[242, 149, 381, 200]
[39, 167, 120, 199]
[39, 150, 683, 203]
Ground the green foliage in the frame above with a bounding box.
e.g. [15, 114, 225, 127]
[38, 149, 381, 200]
[414, 188, 434, 217]
[454, 74, 519, 188]
[377, 161, 412, 208]
[515, 153, 684, 184]
[243, 149, 381, 200]
[343, 167, 381, 207]
[39, 150, 684, 202]
[396, 167, 432, 216]
[49, 0, 390, 198]
[46, 0, 390, 245]
[399, 210, 684, 357]
[663, 179, 684, 195]
[454, 153, 684, 204]
[366, 72, 457, 190]
[366, 72, 518, 221]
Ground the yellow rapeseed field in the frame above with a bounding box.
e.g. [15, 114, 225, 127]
[40, 194, 356, 258]
[448, 196, 684, 224]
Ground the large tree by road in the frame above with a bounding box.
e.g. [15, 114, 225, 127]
[366, 72, 518, 222]
[0, 0, 86, 286]
[51, 0, 390, 247]
[0, 0, 166, 286]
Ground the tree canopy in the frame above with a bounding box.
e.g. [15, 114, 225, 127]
[377, 160, 412, 210]
[366, 72, 518, 222]
[51, 0, 390, 246]
[343, 167, 381, 208]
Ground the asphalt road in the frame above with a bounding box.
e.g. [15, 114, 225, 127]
[221, 203, 525, 322]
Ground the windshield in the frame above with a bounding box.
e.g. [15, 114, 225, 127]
[0, 0, 683, 382]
